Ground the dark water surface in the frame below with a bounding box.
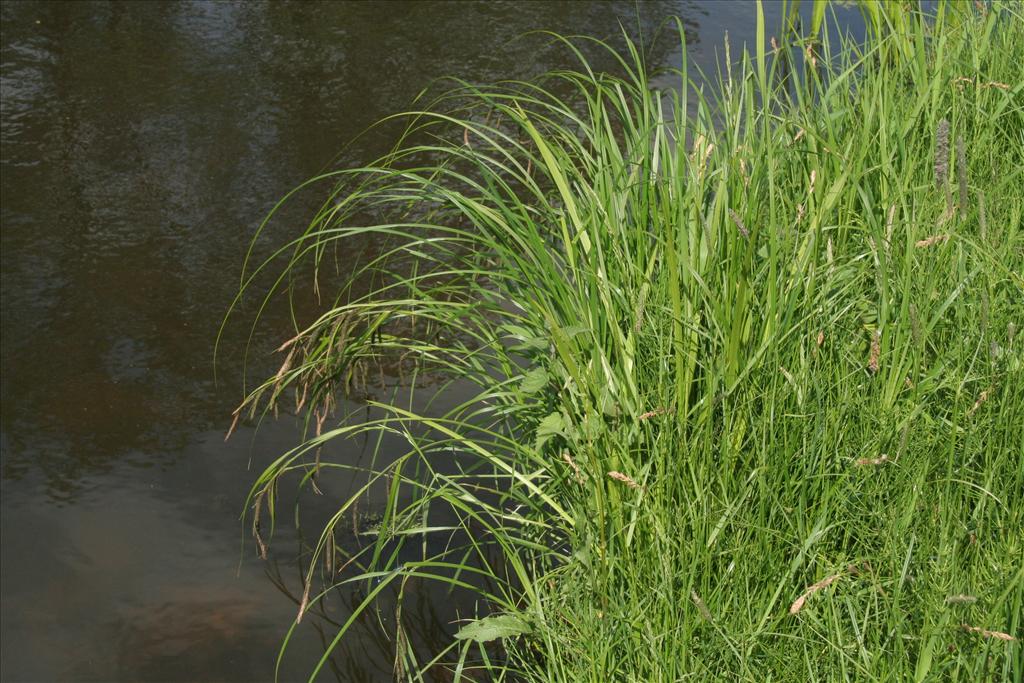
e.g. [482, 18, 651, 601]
[1, 2, 860, 681]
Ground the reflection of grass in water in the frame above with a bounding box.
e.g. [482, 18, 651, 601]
[225, 2, 1023, 680]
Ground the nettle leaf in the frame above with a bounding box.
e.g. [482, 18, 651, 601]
[519, 367, 550, 394]
[534, 411, 566, 451]
[454, 614, 532, 643]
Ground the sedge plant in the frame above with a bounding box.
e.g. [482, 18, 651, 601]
[224, 1, 1023, 680]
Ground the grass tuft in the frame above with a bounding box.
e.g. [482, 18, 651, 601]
[226, 2, 1024, 680]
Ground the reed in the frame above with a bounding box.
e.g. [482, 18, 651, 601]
[225, 1, 1023, 680]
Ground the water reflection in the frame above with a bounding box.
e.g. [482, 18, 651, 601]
[1, 0, 696, 497]
[1, 1, 862, 680]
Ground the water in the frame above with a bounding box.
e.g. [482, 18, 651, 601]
[0, 2, 861, 680]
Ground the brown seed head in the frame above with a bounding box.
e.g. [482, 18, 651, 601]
[966, 387, 992, 417]
[608, 471, 640, 489]
[728, 209, 750, 238]
[562, 451, 584, 484]
[868, 329, 881, 374]
[915, 234, 949, 248]
[961, 624, 1017, 641]
[691, 591, 714, 621]
[790, 573, 842, 615]
[638, 407, 670, 421]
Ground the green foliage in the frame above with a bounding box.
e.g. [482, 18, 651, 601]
[455, 614, 533, 644]
[227, 1, 1024, 680]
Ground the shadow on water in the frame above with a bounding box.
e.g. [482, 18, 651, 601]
[1, 1, 861, 680]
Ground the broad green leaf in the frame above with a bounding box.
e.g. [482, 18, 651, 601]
[454, 614, 532, 643]
[519, 367, 550, 394]
[534, 411, 566, 451]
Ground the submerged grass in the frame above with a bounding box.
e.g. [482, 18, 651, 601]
[226, 2, 1023, 680]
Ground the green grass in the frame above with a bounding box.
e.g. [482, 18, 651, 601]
[225, 2, 1024, 680]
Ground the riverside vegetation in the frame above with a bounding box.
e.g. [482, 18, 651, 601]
[224, 1, 1023, 680]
